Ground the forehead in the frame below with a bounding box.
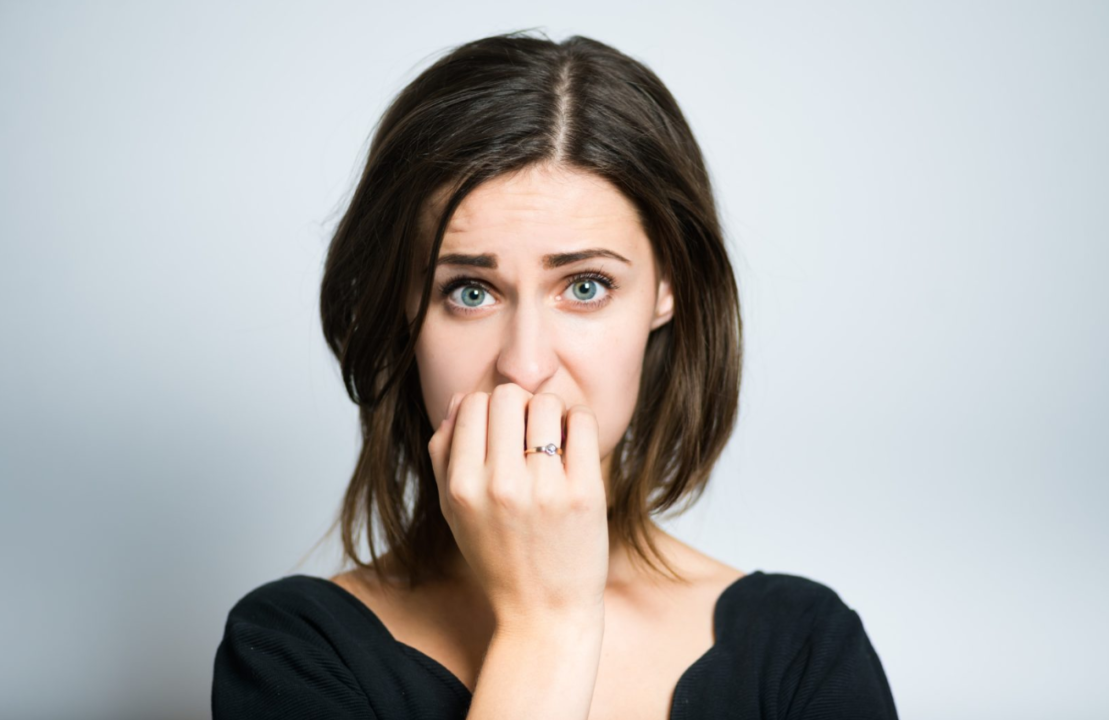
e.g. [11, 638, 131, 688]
[419, 165, 648, 261]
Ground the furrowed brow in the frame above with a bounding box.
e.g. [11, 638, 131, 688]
[424, 248, 631, 274]
[543, 248, 632, 269]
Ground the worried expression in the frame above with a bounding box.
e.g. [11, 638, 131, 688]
[406, 163, 674, 487]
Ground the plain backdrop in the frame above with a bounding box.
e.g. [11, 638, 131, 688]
[2, 2, 1106, 718]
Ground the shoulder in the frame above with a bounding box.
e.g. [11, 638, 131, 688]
[216, 574, 376, 667]
[720, 570, 870, 667]
[223, 574, 357, 629]
[724, 571, 899, 719]
[227, 574, 327, 610]
[213, 575, 385, 718]
[219, 573, 400, 656]
[728, 570, 855, 624]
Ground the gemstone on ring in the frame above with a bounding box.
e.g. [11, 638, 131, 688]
[543, 443, 558, 455]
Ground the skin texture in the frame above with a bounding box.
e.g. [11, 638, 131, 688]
[405, 162, 676, 588]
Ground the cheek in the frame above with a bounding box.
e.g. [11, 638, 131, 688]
[566, 321, 650, 458]
[414, 322, 492, 427]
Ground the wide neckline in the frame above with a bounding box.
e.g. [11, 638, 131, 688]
[309, 569, 765, 715]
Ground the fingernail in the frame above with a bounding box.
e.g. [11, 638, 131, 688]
[447, 393, 462, 419]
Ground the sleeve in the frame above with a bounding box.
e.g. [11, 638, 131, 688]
[779, 603, 899, 720]
[211, 586, 377, 719]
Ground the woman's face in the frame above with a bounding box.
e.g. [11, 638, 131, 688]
[406, 163, 674, 495]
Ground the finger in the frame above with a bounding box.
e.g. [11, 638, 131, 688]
[487, 383, 530, 478]
[429, 392, 463, 496]
[449, 391, 489, 494]
[525, 393, 568, 473]
[562, 405, 601, 494]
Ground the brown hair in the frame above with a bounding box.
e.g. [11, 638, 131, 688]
[318, 29, 742, 590]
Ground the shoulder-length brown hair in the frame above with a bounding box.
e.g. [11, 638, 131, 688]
[318, 30, 742, 590]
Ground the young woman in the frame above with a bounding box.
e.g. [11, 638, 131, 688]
[212, 31, 899, 720]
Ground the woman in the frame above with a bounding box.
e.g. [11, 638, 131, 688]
[212, 31, 899, 719]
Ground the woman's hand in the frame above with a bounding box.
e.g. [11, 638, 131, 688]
[427, 383, 610, 629]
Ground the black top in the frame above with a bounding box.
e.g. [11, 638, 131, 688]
[212, 571, 898, 719]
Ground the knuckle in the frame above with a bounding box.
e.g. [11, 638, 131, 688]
[487, 480, 521, 509]
[533, 483, 566, 511]
[444, 468, 474, 508]
[447, 483, 474, 510]
[567, 491, 591, 512]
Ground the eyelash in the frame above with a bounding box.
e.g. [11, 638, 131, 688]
[436, 270, 620, 316]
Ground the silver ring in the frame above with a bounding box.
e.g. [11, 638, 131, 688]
[524, 443, 563, 457]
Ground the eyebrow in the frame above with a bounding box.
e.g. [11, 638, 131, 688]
[424, 248, 632, 274]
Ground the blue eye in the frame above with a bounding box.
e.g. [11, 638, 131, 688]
[437, 270, 620, 316]
[570, 278, 601, 301]
[456, 285, 492, 309]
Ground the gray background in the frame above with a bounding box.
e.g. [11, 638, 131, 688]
[2, 2, 1106, 718]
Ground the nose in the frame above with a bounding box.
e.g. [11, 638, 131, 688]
[494, 294, 559, 394]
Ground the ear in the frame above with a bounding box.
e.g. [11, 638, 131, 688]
[649, 276, 674, 330]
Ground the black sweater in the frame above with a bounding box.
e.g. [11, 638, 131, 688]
[212, 570, 899, 719]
